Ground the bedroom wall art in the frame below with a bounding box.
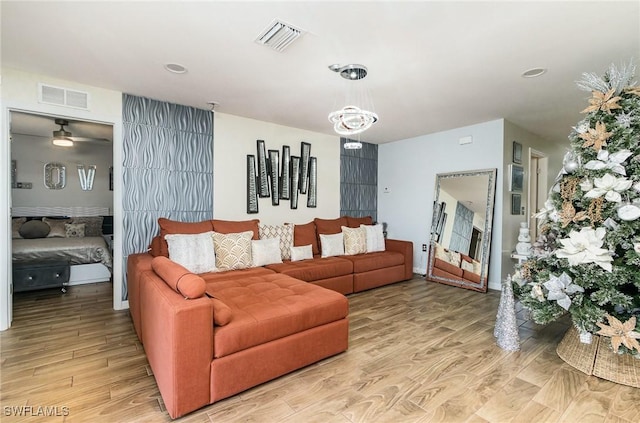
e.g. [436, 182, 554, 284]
[43, 162, 66, 190]
[246, 140, 317, 211]
[123, 94, 213, 300]
[77, 165, 96, 191]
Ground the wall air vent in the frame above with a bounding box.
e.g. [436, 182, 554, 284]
[38, 83, 90, 110]
[255, 19, 304, 52]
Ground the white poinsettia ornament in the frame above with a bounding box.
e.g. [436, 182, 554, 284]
[584, 149, 633, 175]
[617, 202, 640, 221]
[543, 272, 584, 310]
[555, 227, 613, 271]
[584, 173, 633, 203]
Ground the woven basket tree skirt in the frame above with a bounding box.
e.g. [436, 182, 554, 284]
[556, 326, 640, 388]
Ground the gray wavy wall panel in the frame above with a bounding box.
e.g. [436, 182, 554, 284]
[340, 138, 378, 222]
[122, 94, 213, 300]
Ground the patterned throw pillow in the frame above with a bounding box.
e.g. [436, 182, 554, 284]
[70, 216, 104, 237]
[251, 238, 283, 267]
[361, 224, 385, 252]
[65, 223, 86, 238]
[319, 233, 345, 258]
[258, 224, 293, 260]
[165, 231, 217, 274]
[212, 231, 253, 271]
[44, 217, 71, 238]
[342, 226, 367, 255]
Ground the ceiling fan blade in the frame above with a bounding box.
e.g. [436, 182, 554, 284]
[69, 137, 111, 143]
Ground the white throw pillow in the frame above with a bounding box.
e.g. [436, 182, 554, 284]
[258, 224, 293, 260]
[290, 244, 313, 262]
[212, 230, 253, 271]
[320, 232, 345, 257]
[342, 226, 367, 255]
[461, 259, 474, 273]
[165, 231, 217, 274]
[251, 237, 283, 267]
[361, 224, 385, 252]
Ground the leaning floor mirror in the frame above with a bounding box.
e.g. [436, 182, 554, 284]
[427, 168, 497, 292]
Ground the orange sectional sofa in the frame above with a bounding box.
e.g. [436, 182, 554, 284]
[127, 216, 413, 418]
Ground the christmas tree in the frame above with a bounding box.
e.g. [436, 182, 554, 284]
[513, 62, 640, 357]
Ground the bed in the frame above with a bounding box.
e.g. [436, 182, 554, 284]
[11, 206, 113, 287]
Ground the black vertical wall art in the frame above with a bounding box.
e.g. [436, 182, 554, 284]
[290, 155, 300, 209]
[268, 149, 280, 206]
[280, 145, 291, 200]
[256, 140, 270, 197]
[247, 155, 258, 213]
[299, 142, 311, 194]
[307, 156, 317, 208]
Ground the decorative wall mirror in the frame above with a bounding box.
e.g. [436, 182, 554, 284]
[44, 162, 66, 190]
[427, 168, 497, 292]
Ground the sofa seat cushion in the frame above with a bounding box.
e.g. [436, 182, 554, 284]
[265, 257, 353, 282]
[200, 267, 275, 284]
[342, 251, 404, 273]
[434, 258, 463, 277]
[208, 273, 348, 358]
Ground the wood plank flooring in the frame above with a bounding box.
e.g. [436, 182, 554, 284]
[1, 277, 639, 422]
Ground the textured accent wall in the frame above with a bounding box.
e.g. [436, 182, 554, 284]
[340, 138, 377, 221]
[122, 94, 213, 299]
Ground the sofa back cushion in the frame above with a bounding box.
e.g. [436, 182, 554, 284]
[346, 215, 373, 228]
[157, 218, 215, 257]
[314, 217, 348, 236]
[293, 221, 319, 255]
[151, 256, 206, 299]
[212, 219, 259, 240]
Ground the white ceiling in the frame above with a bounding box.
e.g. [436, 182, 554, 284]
[2, 1, 639, 144]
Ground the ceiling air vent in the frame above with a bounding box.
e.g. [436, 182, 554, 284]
[255, 19, 304, 52]
[38, 83, 90, 110]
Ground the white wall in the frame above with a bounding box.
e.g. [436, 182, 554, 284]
[1, 67, 124, 330]
[378, 119, 504, 290]
[501, 120, 565, 282]
[11, 133, 113, 211]
[213, 113, 341, 225]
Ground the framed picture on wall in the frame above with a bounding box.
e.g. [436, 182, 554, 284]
[511, 193, 522, 215]
[512, 141, 522, 164]
[509, 164, 524, 192]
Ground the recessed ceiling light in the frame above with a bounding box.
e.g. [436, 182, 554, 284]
[522, 68, 547, 78]
[164, 63, 187, 74]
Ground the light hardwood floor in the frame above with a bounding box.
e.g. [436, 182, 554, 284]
[1, 277, 639, 422]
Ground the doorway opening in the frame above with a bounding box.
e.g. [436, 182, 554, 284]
[528, 148, 548, 241]
[9, 110, 114, 324]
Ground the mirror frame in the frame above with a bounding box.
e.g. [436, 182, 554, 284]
[426, 168, 497, 292]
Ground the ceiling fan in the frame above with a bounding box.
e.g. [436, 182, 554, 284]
[52, 118, 110, 147]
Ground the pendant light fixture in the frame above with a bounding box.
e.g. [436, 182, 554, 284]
[328, 64, 378, 140]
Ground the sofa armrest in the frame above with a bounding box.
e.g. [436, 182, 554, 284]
[385, 239, 414, 280]
[140, 271, 213, 419]
[127, 253, 154, 341]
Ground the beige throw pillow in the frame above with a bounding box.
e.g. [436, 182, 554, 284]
[342, 226, 367, 255]
[361, 224, 385, 252]
[12, 217, 26, 239]
[65, 223, 85, 238]
[44, 217, 71, 238]
[212, 230, 253, 271]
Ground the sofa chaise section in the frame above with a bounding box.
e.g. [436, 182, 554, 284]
[136, 259, 348, 418]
